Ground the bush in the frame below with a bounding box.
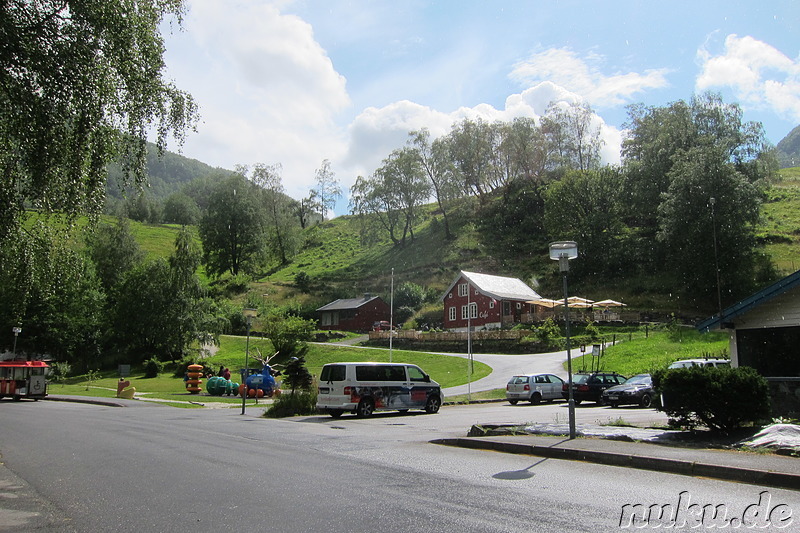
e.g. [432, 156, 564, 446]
[263, 314, 315, 356]
[295, 271, 312, 292]
[264, 390, 318, 418]
[652, 366, 771, 433]
[395, 282, 427, 309]
[143, 357, 164, 378]
[282, 355, 314, 394]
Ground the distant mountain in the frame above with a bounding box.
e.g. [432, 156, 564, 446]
[106, 143, 234, 202]
[777, 125, 800, 168]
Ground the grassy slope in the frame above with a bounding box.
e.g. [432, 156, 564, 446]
[116, 168, 800, 312]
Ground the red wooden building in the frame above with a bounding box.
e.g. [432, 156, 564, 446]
[441, 271, 542, 331]
[316, 294, 391, 332]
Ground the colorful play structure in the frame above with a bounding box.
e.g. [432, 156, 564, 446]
[116, 379, 136, 399]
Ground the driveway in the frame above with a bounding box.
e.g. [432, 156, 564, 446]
[441, 349, 573, 397]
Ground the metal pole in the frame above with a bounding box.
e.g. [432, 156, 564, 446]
[710, 198, 723, 318]
[12, 327, 21, 356]
[467, 281, 472, 403]
[241, 317, 251, 415]
[563, 272, 576, 440]
[389, 268, 394, 362]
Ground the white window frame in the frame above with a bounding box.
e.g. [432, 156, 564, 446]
[449, 306, 456, 321]
[458, 283, 468, 297]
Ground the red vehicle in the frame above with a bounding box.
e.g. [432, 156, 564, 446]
[0, 359, 49, 401]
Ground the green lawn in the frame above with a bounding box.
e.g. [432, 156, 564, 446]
[569, 328, 729, 377]
[49, 328, 728, 406]
[50, 337, 491, 405]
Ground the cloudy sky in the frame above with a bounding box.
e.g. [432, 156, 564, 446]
[161, 0, 800, 215]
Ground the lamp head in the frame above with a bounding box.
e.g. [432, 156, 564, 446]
[549, 241, 578, 272]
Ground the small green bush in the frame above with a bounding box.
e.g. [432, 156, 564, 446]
[143, 357, 164, 378]
[652, 366, 771, 433]
[264, 390, 318, 418]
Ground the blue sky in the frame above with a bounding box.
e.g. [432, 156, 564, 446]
[161, 1, 800, 215]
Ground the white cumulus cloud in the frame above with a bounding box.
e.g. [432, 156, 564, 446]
[509, 48, 670, 108]
[341, 80, 623, 190]
[696, 34, 800, 123]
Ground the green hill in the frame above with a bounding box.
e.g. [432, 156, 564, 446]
[116, 160, 800, 321]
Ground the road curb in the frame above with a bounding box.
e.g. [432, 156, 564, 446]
[431, 437, 800, 491]
[44, 396, 127, 408]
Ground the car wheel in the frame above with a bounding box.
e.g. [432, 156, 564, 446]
[508, 399, 518, 405]
[640, 394, 653, 409]
[597, 396, 606, 406]
[610, 402, 619, 408]
[356, 399, 374, 418]
[529, 392, 542, 405]
[425, 395, 441, 414]
[329, 410, 343, 418]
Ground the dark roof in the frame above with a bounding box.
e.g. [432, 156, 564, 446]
[696, 269, 800, 332]
[317, 295, 384, 312]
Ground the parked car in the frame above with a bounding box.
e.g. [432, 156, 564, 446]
[506, 373, 565, 405]
[668, 358, 730, 369]
[601, 373, 655, 408]
[372, 321, 392, 331]
[562, 372, 627, 405]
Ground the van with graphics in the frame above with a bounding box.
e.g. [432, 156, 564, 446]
[316, 362, 443, 418]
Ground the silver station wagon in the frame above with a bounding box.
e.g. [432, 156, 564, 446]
[506, 373, 565, 405]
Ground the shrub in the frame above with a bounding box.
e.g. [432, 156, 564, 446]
[535, 317, 561, 345]
[263, 314, 316, 356]
[264, 390, 318, 418]
[652, 366, 771, 433]
[282, 355, 314, 394]
[395, 282, 427, 309]
[295, 271, 312, 292]
[49, 361, 72, 385]
[143, 357, 164, 378]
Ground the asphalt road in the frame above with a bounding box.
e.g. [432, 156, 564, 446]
[2, 400, 799, 532]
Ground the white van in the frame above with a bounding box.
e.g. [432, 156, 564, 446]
[316, 362, 443, 418]
[668, 359, 731, 369]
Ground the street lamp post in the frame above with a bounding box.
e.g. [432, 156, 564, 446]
[12, 327, 21, 356]
[550, 241, 578, 440]
[710, 197, 723, 318]
[240, 308, 258, 415]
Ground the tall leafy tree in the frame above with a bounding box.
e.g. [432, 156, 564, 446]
[199, 173, 264, 277]
[0, 223, 105, 369]
[409, 129, 461, 240]
[0, 0, 198, 240]
[541, 101, 603, 172]
[380, 147, 431, 244]
[84, 217, 144, 292]
[349, 174, 403, 245]
[248, 163, 300, 265]
[112, 228, 220, 363]
[312, 159, 341, 219]
[621, 93, 778, 304]
[544, 168, 626, 276]
[447, 117, 496, 201]
[162, 192, 201, 225]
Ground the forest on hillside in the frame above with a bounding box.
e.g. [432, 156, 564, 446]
[1, 91, 793, 372]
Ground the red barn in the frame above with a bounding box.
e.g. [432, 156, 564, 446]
[441, 271, 541, 330]
[317, 294, 391, 332]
